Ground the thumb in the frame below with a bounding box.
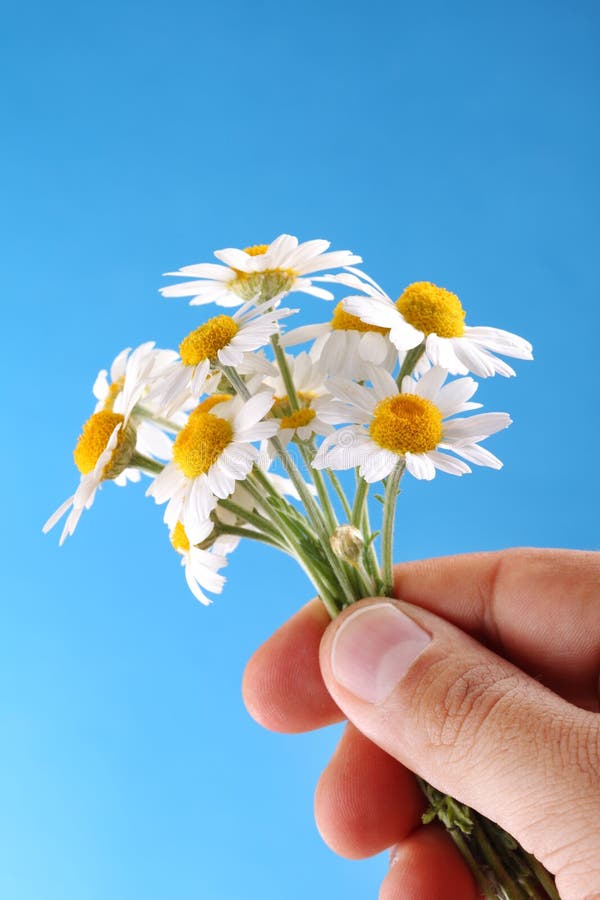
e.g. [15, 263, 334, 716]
[319, 598, 600, 896]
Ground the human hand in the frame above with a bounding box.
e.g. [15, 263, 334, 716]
[243, 549, 600, 899]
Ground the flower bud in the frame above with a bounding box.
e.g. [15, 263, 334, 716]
[329, 525, 364, 566]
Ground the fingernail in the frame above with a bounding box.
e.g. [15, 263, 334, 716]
[331, 602, 431, 703]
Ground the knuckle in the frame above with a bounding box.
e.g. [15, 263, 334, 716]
[419, 659, 523, 765]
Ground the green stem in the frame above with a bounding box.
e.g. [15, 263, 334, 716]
[271, 334, 299, 411]
[208, 524, 284, 551]
[381, 462, 404, 595]
[471, 819, 529, 899]
[298, 443, 338, 533]
[244, 471, 342, 616]
[524, 854, 560, 900]
[129, 452, 164, 475]
[326, 470, 353, 521]
[217, 362, 356, 608]
[361, 504, 382, 590]
[217, 498, 284, 542]
[396, 342, 426, 387]
[351, 472, 369, 528]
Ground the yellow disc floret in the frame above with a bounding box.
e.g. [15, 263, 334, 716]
[173, 412, 233, 477]
[243, 244, 269, 256]
[370, 394, 443, 455]
[170, 521, 191, 553]
[331, 302, 389, 335]
[280, 408, 316, 431]
[73, 410, 136, 478]
[396, 282, 465, 338]
[231, 245, 296, 303]
[179, 316, 239, 366]
[192, 394, 233, 415]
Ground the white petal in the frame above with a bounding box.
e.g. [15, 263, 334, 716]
[434, 377, 479, 417]
[364, 364, 398, 402]
[174, 263, 232, 281]
[425, 335, 468, 374]
[43, 494, 75, 533]
[359, 448, 397, 483]
[442, 413, 512, 443]
[452, 443, 503, 469]
[279, 322, 330, 347]
[232, 392, 274, 432]
[464, 325, 533, 359]
[412, 365, 448, 400]
[427, 450, 471, 476]
[405, 452, 436, 480]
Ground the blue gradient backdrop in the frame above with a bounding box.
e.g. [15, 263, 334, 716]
[2, 1, 599, 898]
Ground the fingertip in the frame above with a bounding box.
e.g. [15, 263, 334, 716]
[314, 723, 425, 859]
[380, 825, 479, 900]
[242, 599, 342, 733]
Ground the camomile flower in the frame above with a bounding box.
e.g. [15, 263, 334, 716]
[280, 301, 397, 379]
[314, 365, 512, 482]
[93, 341, 180, 473]
[169, 521, 230, 605]
[160, 234, 362, 308]
[147, 392, 278, 543]
[43, 374, 147, 545]
[340, 275, 533, 378]
[150, 302, 295, 418]
[263, 352, 333, 447]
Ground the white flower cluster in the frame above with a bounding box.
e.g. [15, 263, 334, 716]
[44, 234, 532, 607]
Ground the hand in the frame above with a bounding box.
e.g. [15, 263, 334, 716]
[243, 549, 600, 900]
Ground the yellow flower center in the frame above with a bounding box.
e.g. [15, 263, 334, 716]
[73, 410, 136, 478]
[172, 412, 233, 478]
[396, 282, 465, 338]
[170, 521, 190, 553]
[179, 316, 239, 366]
[370, 394, 443, 455]
[192, 393, 233, 415]
[230, 246, 296, 303]
[331, 302, 390, 334]
[279, 408, 316, 430]
[243, 244, 269, 256]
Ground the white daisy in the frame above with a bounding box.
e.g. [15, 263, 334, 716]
[159, 234, 362, 308]
[146, 391, 278, 543]
[314, 365, 512, 482]
[43, 373, 145, 545]
[93, 341, 180, 476]
[280, 300, 397, 379]
[169, 521, 230, 606]
[339, 274, 533, 378]
[149, 302, 295, 418]
[263, 352, 333, 447]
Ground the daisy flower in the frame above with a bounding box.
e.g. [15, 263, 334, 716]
[314, 365, 512, 482]
[94, 341, 180, 470]
[340, 273, 533, 378]
[150, 302, 295, 418]
[160, 234, 362, 308]
[169, 520, 231, 605]
[146, 391, 278, 543]
[263, 352, 333, 447]
[43, 373, 146, 545]
[280, 300, 397, 379]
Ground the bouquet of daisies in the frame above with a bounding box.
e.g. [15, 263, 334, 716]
[45, 234, 558, 899]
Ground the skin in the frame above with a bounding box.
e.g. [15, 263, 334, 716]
[243, 548, 600, 900]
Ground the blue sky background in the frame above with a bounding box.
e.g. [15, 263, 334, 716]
[2, 0, 599, 898]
